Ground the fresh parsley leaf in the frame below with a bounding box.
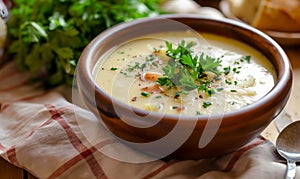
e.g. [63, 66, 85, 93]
[156, 76, 173, 88]
[20, 21, 48, 43]
[157, 40, 222, 94]
[199, 53, 222, 75]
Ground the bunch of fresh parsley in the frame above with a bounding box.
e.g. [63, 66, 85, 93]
[5, 0, 164, 87]
[157, 40, 222, 94]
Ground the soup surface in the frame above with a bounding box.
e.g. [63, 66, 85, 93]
[94, 31, 276, 115]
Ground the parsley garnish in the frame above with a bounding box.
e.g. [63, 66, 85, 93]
[203, 101, 212, 108]
[216, 87, 224, 92]
[223, 66, 231, 75]
[233, 67, 240, 74]
[141, 91, 150, 97]
[157, 40, 222, 93]
[243, 55, 251, 63]
[225, 79, 232, 85]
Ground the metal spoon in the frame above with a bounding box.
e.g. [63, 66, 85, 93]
[276, 120, 300, 179]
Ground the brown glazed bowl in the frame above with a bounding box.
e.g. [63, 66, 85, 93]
[76, 14, 292, 160]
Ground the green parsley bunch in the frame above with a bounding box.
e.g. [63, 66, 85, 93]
[5, 0, 164, 87]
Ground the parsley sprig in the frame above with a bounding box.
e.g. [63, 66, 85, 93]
[157, 40, 222, 93]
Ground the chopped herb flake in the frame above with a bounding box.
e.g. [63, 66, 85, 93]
[229, 101, 237, 105]
[233, 67, 240, 73]
[206, 88, 215, 96]
[223, 66, 231, 75]
[141, 92, 150, 97]
[243, 55, 251, 63]
[217, 87, 224, 92]
[203, 101, 212, 108]
[225, 79, 232, 85]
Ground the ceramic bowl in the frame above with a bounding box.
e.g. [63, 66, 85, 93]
[76, 15, 292, 160]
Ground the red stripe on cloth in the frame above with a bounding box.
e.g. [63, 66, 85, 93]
[222, 137, 267, 172]
[0, 143, 6, 151]
[45, 104, 106, 178]
[6, 146, 21, 167]
[48, 139, 116, 179]
[48, 153, 86, 179]
[27, 116, 55, 138]
[142, 160, 178, 179]
[0, 103, 9, 111]
[93, 138, 118, 150]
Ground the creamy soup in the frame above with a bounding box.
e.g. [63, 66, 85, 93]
[94, 32, 276, 116]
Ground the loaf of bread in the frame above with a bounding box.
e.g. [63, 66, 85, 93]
[228, 0, 300, 32]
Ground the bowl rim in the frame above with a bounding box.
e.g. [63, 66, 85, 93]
[77, 14, 293, 122]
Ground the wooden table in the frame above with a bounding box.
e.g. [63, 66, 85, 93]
[0, 157, 36, 179]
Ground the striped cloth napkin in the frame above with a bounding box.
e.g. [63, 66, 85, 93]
[0, 61, 298, 179]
